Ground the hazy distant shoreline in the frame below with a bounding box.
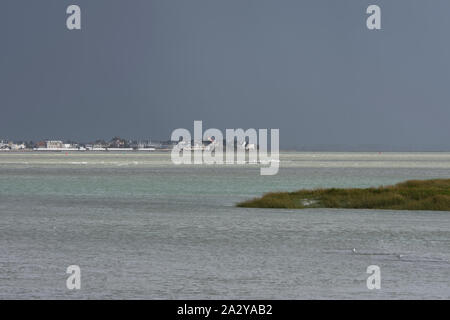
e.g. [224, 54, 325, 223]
[2, 149, 450, 153]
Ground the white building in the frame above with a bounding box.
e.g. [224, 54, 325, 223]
[46, 140, 64, 149]
[10, 143, 26, 150]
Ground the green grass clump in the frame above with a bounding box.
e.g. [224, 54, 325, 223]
[237, 179, 450, 211]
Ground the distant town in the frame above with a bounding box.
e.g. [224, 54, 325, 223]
[3, 137, 448, 153]
[0, 137, 177, 151]
[0, 136, 257, 152]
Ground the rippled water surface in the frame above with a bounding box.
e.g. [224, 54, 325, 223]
[0, 152, 449, 299]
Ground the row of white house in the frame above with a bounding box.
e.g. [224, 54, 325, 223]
[1, 140, 158, 151]
[0, 140, 26, 150]
[32, 140, 155, 151]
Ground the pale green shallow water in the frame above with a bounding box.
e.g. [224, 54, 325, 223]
[0, 152, 449, 299]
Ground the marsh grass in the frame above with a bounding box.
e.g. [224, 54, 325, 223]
[237, 179, 450, 211]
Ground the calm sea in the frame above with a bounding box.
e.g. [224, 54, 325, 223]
[0, 152, 449, 299]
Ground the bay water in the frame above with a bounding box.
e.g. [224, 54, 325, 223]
[0, 152, 449, 299]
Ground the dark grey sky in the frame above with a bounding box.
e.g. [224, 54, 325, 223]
[1, 0, 450, 150]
